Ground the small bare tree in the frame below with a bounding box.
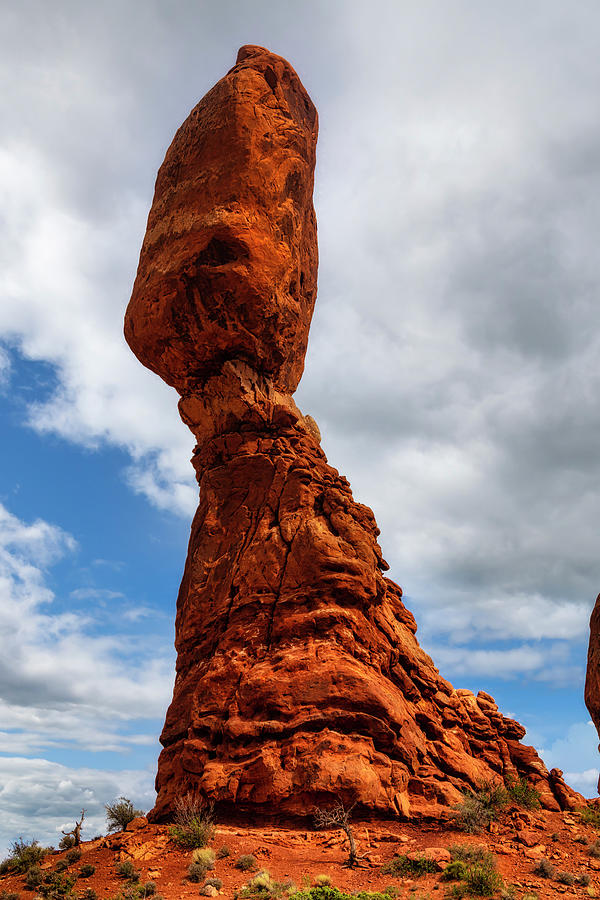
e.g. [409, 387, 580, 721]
[62, 809, 85, 847]
[314, 799, 360, 867]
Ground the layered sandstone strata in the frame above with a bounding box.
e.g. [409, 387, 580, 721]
[125, 45, 582, 819]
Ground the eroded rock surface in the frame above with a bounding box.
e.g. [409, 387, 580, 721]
[585, 593, 600, 793]
[125, 45, 583, 820]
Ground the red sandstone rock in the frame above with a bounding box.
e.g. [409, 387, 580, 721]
[125, 816, 148, 832]
[125, 43, 317, 400]
[586, 594, 600, 794]
[125, 45, 584, 820]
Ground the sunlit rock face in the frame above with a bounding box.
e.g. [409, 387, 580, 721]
[125, 45, 583, 820]
[585, 593, 600, 792]
[125, 43, 318, 400]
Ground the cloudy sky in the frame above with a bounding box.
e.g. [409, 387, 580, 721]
[1, 0, 600, 853]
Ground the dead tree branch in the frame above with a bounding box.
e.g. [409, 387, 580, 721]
[314, 799, 364, 867]
[62, 809, 85, 847]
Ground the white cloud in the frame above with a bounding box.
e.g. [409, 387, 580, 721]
[540, 721, 600, 776]
[564, 769, 599, 796]
[0, 502, 173, 749]
[0, 345, 10, 387]
[428, 641, 581, 685]
[0, 756, 155, 858]
[1, 2, 600, 636]
[0, 502, 173, 855]
[69, 588, 124, 601]
[0, 142, 196, 517]
[417, 594, 590, 643]
[538, 721, 600, 797]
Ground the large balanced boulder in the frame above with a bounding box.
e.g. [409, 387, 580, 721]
[125, 45, 583, 820]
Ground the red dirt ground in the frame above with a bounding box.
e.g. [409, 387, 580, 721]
[2, 808, 600, 899]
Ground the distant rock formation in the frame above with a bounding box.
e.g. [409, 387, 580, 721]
[585, 593, 600, 792]
[125, 45, 583, 819]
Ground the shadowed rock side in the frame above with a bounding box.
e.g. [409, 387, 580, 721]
[585, 593, 600, 793]
[125, 45, 583, 820]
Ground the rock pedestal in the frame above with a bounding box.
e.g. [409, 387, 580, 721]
[125, 45, 583, 819]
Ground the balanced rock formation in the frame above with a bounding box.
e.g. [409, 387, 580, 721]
[125, 45, 583, 820]
[585, 593, 600, 793]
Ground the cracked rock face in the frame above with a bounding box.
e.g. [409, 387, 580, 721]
[125, 45, 583, 820]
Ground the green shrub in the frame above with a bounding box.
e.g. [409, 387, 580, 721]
[451, 780, 509, 833]
[464, 864, 502, 896]
[192, 848, 215, 870]
[449, 845, 494, 867]
[105, 797, 144, 833]
[533, 858, 554, 879]
[314, 876, 331, 887]
[188, 863, 208, 883]
[116, 860, 140, 882]
[499, 888, 515, 900]
[451, 779, 510, 833]
[287, 889, 408, 900]
[55, 859, 69, 872]
[168, 795, 215, 849]
[57, 835, 76, 851]
[580, 806, 600, 828]
[476, 780, 509, 811]
[555, 871, 575, 886]
[36, 871, 77, 899]
[589, 840, 600, 858]
[235, 855, 258, 872]
[451, 796, 494, 833]
[505, 776, 540, 809]
[116, 884, 156, 900]
[381, 854, 437, 877]
[65, 849, 81, 866]
[352, 894, 398, 900]
[3, 839, 49, 874]
[441, 861, 468, 881]
[79, 891, 97, 900]
[444, 845, 502, 897]
[216, 845, 230, 859]
[114, 886, 156, 900]
[187, 848, 215, 882]
[577, 874, 591, 886]
[24, 865, 43, 889]
[238, 870, 278, 899]
[203, 878, 223, 890]
[78, 864, 95, 878]
[0, 891, 21, 900]
[238, 871, 298, 900]
[445, 887, 467, 900]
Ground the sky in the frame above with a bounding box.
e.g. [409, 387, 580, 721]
[1, 0, 600, 854]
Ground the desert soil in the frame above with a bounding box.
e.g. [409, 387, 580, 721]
[2, 807, 600, 899]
